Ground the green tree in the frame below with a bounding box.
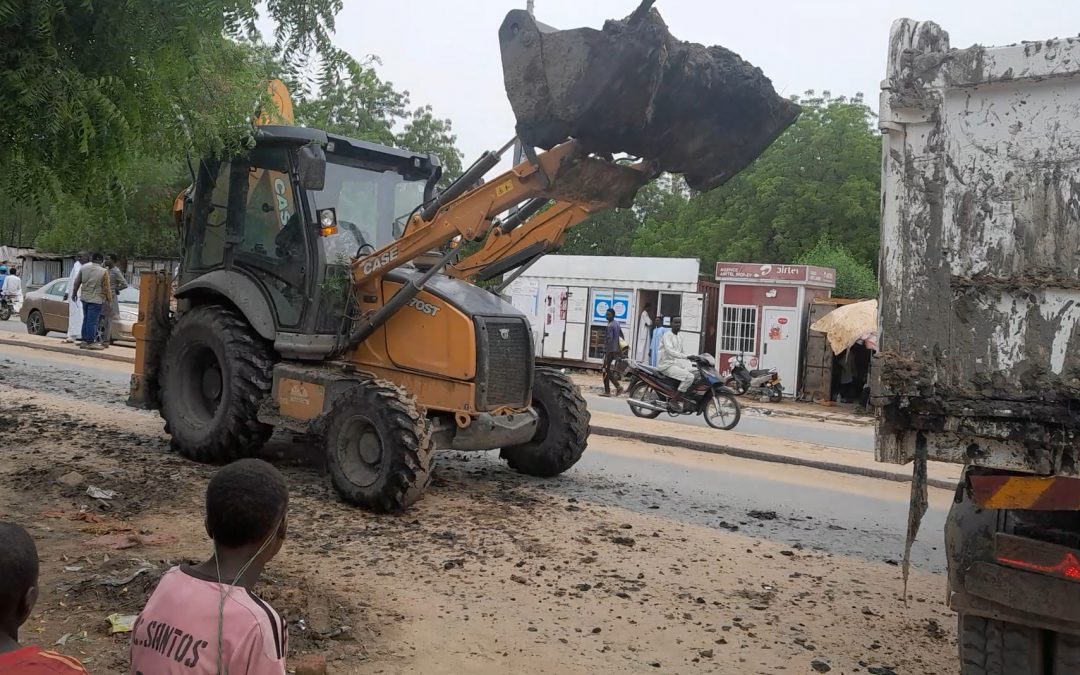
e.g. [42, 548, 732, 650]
[28, 155, 188, 257]
[1, 0, 348, 207]
[796, 236, 878, 299]
[561, 176, 689, 256]
[292, 60, 464, 182]
[632, 91, 880, 268]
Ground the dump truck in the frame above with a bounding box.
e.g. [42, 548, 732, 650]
[876, 19, 1080, 673]
[128, 4, 798, 511]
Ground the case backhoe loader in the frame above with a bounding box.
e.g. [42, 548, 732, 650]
[127, 5, 798, 511]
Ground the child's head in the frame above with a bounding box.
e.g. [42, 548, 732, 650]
[205, 459, 289, 560]
[0, 522, 39, 638]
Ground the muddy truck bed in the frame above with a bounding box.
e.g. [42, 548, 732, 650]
[875, 20, 1080, 476]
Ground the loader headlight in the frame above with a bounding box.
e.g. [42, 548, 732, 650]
[318, 208, 338, 236]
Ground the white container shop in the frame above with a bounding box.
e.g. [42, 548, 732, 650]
[504, 255, 704, 367]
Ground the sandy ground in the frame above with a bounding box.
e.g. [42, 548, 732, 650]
[0, 386, 956, 674]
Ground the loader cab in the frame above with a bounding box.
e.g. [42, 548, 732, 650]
[180, 126, 439, 357]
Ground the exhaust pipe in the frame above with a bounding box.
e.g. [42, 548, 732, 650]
[627, 398, 669, 413]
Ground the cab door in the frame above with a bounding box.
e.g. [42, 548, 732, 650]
[227, 144, 312, 330]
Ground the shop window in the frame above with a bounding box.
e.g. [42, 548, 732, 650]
[659, 292, 682, 320]
[720, 306, 757, 354]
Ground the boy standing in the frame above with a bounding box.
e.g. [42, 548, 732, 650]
[0, 522, 89, 674]
[130, 459, 290, 675]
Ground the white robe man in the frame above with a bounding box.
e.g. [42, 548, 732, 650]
[657, 316, 695, 394]
[635, 303, 654, 363]
[64, 252, 87, 343]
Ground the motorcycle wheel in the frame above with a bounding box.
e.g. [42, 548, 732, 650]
[704, 392, 741, 430]
[768, 386, 783, 403]
[725, 377, 748, 395]
[0, 304, 10, 321]
[626, 380, 663, 419]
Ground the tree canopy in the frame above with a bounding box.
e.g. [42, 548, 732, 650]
[629, 92, 880, 272]
[0, 1, 462, 256]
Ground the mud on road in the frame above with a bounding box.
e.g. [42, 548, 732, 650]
[0, 384, 956, 674]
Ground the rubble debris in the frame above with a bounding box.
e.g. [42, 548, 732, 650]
[499, 2, 799, 192]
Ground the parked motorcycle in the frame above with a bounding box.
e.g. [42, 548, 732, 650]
[725, 353, 783, 402]
[625, 354, 741, 430]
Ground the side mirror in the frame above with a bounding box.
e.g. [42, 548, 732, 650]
[298, 143, 326, 191]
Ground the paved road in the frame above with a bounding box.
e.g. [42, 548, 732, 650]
[0, 342, 948, 572]
[0, 318, 26, 333]
[585, 391, 874, 452]
[0, 319, 876, 453]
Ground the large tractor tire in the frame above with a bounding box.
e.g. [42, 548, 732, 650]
[160, 305, 274, 462]
[501, 367, 589, 477]
[324, 380, 435, 512]
[959, 614, 1046, 675]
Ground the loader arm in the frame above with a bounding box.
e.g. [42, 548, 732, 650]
[445, 200, 589, 282]
[350, 140, 647, 289]
[346, 139, 651, 343]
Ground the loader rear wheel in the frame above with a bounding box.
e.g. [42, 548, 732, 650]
[501, 367, 589, 477]
[959, 614, 1046, 675]
[160, 305, 273, 463]
[325, 380, 434, 512]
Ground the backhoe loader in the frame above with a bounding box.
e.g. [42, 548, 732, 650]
[127, 5, 798, 511]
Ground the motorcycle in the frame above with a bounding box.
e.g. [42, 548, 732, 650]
[625, 353, 741, 430]
[0, 296, 12, 321]
[725, 353, 783, 403]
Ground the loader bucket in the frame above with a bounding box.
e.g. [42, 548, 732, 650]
[499, 6, 801, 192]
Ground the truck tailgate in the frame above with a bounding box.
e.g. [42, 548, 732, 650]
[876, 20, 1080, 475]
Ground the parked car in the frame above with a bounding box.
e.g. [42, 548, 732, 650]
[19, 278, 139, 343]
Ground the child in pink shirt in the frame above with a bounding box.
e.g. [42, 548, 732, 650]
[130, 459, 289, 675]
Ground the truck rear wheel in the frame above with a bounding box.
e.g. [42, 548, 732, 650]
[501, 367, 589, 477]
[325, 380, 434, 512]
[160, 305, 273, 462]
[959, 614, 1046, 675]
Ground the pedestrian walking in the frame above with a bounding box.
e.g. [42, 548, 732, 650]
[102, 255, 128, 345]
[64, 252, 88, 343]
[71, 253, 108, 350]
[600, 307, 625, 397]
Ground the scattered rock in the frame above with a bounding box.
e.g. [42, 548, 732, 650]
[612, 536, 636, 547]
[510, 574, 528, 585]
[867, 667, 897, 675]
[699, 649, 713, 658]
[294, 654, 328, 675]
[747, 510, 778, 521]
[592, 627, 602, 634]
[56, 471, 84, 487]
[811, 659, 832, 673]
[649, 661, 661, 668]
[575, 583, 591, 592]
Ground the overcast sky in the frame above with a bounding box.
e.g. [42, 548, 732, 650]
[322, 0, 1080, 163]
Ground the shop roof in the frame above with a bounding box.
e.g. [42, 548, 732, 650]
[521, 255, 700, 285]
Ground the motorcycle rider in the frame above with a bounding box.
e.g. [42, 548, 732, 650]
[658, 316, 695, 397]
[1, 266, 22, 315]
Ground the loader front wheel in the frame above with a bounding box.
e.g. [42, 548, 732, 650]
[160, 305, 273, 463]
[325, 380, 434, 512]
[501, 367, 590, 477]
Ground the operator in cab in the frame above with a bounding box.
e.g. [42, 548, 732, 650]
[657, 316, 694, 394]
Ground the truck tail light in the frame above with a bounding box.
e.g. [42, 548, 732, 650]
[996, 533, 1080, 582]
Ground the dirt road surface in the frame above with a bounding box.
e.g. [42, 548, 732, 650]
[0, 346, 957, 674]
